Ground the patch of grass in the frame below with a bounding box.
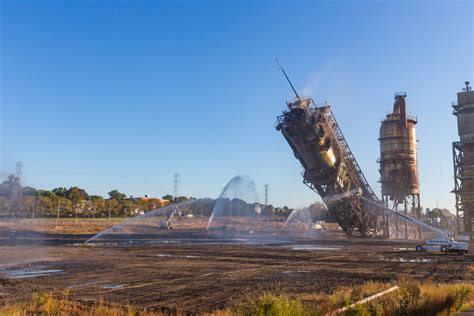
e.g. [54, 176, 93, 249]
[2, 279, 474, 315]
[0, 291, 160, 316]
[463, 264, 474, 280]
[0, 218, 125, 235]
[234, 291, 306, 316]
[233, 279, 474, 316]
[400, 278, 474, 315]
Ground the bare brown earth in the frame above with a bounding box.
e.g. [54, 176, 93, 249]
[0, 219, 473, 314]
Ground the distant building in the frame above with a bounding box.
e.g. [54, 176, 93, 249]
[437, 208, 455, 228]
[426, 208, 455, 228]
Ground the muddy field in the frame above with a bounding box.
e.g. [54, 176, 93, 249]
[1, 223, 473, 313]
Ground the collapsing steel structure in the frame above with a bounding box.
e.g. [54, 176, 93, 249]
[453, 81, 474, 238]
[379, 94, 422, 239]
[274, 60, 384, 236]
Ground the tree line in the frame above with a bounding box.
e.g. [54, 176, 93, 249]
[0, 174, 183, 219]
[0, 173, 331, 220]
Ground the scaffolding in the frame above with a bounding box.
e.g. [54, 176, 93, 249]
[452, 82, 474, 238]
[453, 141, 474, 236]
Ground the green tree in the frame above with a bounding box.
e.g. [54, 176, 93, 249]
[0, 196, 9, 216]
[89, 195, 106, 217]
[21, 186, 38, 197]
[120, 199, 136, 217]
[57, 197, 73, 217]
[0, 174, 17, 197]
[107, 198, 122, 217]
[67, 187, 89, 219]
[52, 187, 68, 197]
[162, 194, 174, 203]
[175, 196, 189, 203]
[66, 187, 89, 201]
[37, 194, 54, 216]
[108, 190, 126, 200]
[262, 204, 274, 216]
[20, 196, 37, 218]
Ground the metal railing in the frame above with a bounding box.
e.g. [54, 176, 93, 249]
[321, 108, 380, 202]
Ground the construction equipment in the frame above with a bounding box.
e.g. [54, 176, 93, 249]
[159, 205, 182, 229]
[275, 59, 383, 237]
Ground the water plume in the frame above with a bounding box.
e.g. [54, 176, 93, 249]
[85, 175, 328, 245]
[206, 175, 260, 231]
[359, 195, 437, 239]
[284, 208, 313, 229]
[84, 200, 197, 244]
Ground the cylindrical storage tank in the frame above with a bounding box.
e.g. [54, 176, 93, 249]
[379, 96, 419, 202]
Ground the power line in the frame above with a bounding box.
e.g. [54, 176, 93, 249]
[173, 173, 180, 199]
[264, 184, 269, 205]
[15, 162, 23, 181]
[10, 162, 23, 216]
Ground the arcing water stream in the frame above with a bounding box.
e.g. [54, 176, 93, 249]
[206, 175, 260, 231]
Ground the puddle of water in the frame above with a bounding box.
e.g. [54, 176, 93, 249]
[156, 254, 200, 259]
[83, 240, 184, 247]
[393, 247, 412, 251]
[157, 253, 173, 257]
[2, 269, 63, 279]
[282, 270, 310, 274]
[101, 283, 126, 289]
[289, 245, 341, 251]
[67, 280, 108, 289]
[385, 257, 435, 263]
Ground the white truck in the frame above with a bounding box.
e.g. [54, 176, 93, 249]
[415, 236, 468, 254]
[391, 207, 468, 254]
[389, 207, 469, 254]
[356, 189, 469, 254]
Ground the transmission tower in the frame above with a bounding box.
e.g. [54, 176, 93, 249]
[173, 173, 180, 200]
[264, 184, 269, 205]
[10, 162, 23, 216]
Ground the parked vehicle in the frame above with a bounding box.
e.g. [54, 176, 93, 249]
[416, 236, 468, 254]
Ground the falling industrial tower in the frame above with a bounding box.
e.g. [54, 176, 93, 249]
[274, 60, 383, 237]
[453, 81, 474, 238]
[379, 94, 421, 239]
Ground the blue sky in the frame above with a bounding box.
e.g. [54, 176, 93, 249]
[0, 0, 472, 209]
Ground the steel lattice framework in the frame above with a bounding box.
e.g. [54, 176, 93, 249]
[276, 100, 384, 236]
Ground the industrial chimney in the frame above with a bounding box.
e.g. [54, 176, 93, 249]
[379, 93, 421, 239]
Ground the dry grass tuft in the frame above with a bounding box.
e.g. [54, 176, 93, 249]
[233, 291, 305, 316]
[1, 279, 473, 315]
[234, 278, 474, 316]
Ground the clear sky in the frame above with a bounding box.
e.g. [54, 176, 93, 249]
[0, 0, 472, 209]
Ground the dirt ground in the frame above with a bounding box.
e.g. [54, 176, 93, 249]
[0, 222, 473, 313]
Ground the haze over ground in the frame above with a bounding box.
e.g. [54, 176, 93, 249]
[1, 1, 472, 209]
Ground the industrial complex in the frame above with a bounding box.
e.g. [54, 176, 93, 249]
[1, 78, 473, 314]
[276, 60, 472, 242]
